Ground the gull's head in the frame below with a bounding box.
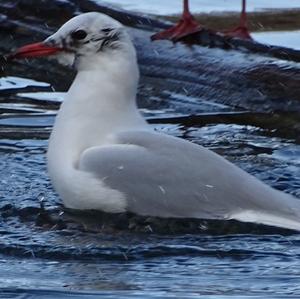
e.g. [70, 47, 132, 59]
[10, 12, 135, 71]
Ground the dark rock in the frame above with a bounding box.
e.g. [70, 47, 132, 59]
[0, 0, 299, 114]
[17, 0, 76, 18]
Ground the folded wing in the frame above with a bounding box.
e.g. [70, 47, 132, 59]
[79, 130, 300, 230]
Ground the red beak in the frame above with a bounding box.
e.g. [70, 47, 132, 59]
[9, 42, 63, 59]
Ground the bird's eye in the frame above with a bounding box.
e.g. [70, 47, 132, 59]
[71, 30, 87, 40]
[102, 28, 113, 34]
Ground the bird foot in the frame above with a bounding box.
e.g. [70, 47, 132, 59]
[223, 25, 252, 40]
[151, 15, 203, 42]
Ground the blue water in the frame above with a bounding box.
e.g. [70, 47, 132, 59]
[0, 75, 300, 298]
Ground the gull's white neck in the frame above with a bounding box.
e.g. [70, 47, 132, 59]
[47, 50, 148, 168]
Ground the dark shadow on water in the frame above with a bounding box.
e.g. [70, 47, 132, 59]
[64, 209, 298, 236]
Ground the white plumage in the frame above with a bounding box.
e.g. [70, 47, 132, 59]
[16, 12, 300, 231]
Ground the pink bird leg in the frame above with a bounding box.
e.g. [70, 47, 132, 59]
[151, 0, 204, 41]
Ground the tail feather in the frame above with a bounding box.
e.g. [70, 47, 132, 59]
[231, 210, 300, 231]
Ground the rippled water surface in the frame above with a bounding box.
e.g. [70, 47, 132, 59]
[0, 72, 300, 299]
[1, 0, 300, 295]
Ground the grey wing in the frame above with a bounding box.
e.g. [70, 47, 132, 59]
[78, 130, 300, 223]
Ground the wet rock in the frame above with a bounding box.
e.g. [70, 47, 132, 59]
[17, 0, 76, 18]
[77, 0, 170, 30]
[0, 0, 299, 113]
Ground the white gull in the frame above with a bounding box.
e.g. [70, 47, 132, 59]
[11, 12, 300, 231]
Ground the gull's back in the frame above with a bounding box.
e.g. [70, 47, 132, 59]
[79, 130, 300, 230]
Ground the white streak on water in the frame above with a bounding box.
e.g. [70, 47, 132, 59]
[0, 76, 49, 91]
[17, 92, 65, 103]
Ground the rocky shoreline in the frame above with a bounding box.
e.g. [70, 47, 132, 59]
[1, 0, 300, 114]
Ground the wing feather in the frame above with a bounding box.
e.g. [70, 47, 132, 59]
[79, 130, 300, 227]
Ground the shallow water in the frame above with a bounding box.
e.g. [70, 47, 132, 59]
[252, 30, 300, 51]
[0, 74, 300, 298]
[99, 0, 300, 15]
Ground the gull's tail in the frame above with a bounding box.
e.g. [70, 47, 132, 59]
[230, 189, 300, 232]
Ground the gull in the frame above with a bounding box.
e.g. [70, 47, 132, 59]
[11, 12, 300, 231]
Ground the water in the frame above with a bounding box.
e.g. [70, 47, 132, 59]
[1, 1, 300, 295]
[0, 71, 300, 298]
[97, 0, 300, 51]
[98, 0, 300, 15]
[253, 30, 300, 51]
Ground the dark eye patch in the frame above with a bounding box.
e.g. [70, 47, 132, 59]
[71, 30, 87, 40]
[102, 28, 113, 34]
